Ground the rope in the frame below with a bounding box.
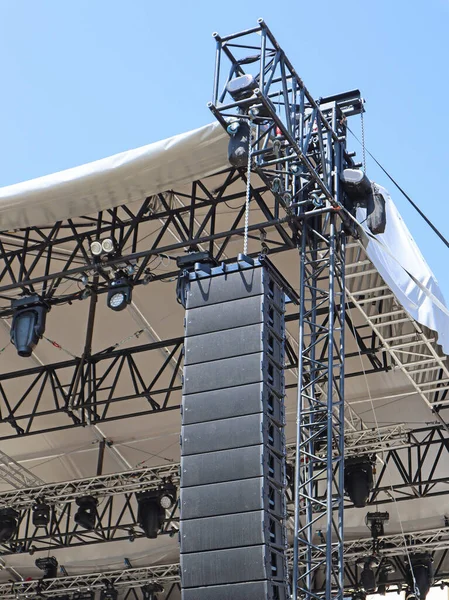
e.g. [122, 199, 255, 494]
[243, 117, 254, 255]
[360, 110, 367, 175]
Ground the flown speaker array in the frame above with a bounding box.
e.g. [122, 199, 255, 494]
[179, 258, 288, 600]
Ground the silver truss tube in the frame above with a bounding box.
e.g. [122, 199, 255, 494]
[0, 463, 179, 509]
[0, 421, 410, 511]
[0, 564, 180, 599]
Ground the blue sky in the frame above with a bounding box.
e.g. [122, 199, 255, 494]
[0, 0, 448, 298]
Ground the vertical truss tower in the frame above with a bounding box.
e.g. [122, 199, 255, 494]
[210, 19, 362, 600]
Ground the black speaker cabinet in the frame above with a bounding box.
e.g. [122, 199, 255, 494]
[180, 259, 288, 600]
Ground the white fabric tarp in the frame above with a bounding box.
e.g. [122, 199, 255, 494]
[0, 121, 228, 232]
[0, 121, 447, 354]
[357, 187, 449, 355]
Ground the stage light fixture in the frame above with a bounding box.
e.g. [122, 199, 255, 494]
[107, 275, 133, 312]
[90, 241, 103, 256]
[101, 238, 114, 254]
[74, 496, 98, 531]
[359, 556, 379, 594]
[227, 74, 258, 102]
[100, 585, 117, 600]
[377, 561, 395, 596]
[340, 168, 386, 235]
[159, 483, 177, 510]
[32, 503, 51, 528]
[0, 508, 18, 542]
[407, 553, 433, 600]
[142, 584, 163, 600]
[10, 296, 48, 358]
[344, 456, 374, 508]
[35, 556, 58, 579]
[136, 491, 165, 539]
[366, 511, 389, 539]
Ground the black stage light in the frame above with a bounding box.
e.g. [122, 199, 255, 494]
[142, 584, 163, 600]
[74, 496, 98, 531]
[366, 511, 389, 539]
[136, 491, 165, 539]
[358, 556, 379, 594]
[344, 456, 374, 508]
[227, 74, 258, 102]
[340, 168, 386, 235]
[10, 296, 48, 358]
[32, 503, 51, 528]
[407, 553, 434, 600]
[159, 483, 177, 510]
[35, 556, 58, 579]
[360, 564, 377, 593]
[377, 561, 395, 596]
[100, 585, 117, 600]
[107, 275, 133, 312]
[0, 508, 19, 542]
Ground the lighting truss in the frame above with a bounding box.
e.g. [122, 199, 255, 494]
[0, 310, 387, 441]
[0, 564, 180, 599]
[10, 522, 449, 600]
[0, 447, 45, 489]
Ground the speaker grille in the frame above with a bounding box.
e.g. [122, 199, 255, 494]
[180, 261, 288, 600]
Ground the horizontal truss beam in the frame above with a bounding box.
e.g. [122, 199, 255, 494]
[0, 564, 180, 599]
[0, 424, 444, 554]
[0, 315, 388, 440]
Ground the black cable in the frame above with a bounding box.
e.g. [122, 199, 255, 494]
[348, 127, 449, 249]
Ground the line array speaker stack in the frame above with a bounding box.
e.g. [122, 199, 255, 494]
[179, 257, 288, 600]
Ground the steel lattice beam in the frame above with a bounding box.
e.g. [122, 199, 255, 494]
[0, 564, 180, 599]
[0, 312, 388, 441]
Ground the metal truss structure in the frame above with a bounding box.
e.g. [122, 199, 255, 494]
[291, 216, 346, 600]
[11, 522, 449, 600]
[0, 564, 180, 599]
[0, 17, 447, 600]
[0, 464, 179, 555]
[0, 302, 390, 442]
[0, 422, 446, 559]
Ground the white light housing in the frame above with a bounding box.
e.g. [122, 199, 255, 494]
[90, 241, 103, 256]
[102, 238, 114, 254]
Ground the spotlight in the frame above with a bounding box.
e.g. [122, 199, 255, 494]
[378, 561, 395, 596]
[142, 584, 163, 600]
[90, 240, 103, 256]
[136, 491, 165, 539]
[32, 503, 51, 528]
[227, 74, 258, 102]
[407, 553, 433, 600]
[340, 168, 386, 235]
[0, 508, 18, 542]
[101, 238, 114, 254]
[35, 556, 58, 579]
[358, 556, 379, 594]
[227, 118, 251, 168]
[366, 511, 389, 539]
[10, 296, 48, 358]
[100, 585, 117, 600]
[159, 483, 177, 510]
[107, 275, 133, 312]
[74, 496, 98, 531]
[344, 456, 374, 508]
